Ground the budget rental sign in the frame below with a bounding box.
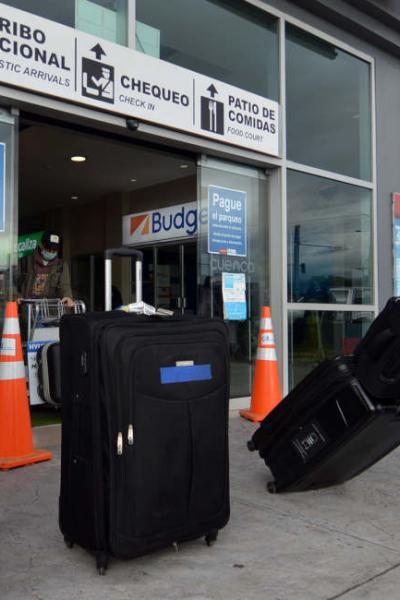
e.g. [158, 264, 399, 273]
[123, 202, 208, 245]
[0, 3, 279, 157]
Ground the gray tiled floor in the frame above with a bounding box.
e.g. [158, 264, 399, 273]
[1, 416, 400, 599]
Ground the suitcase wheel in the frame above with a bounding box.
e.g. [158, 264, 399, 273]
[247, 439, 256, 452]
[64, 535, 74, 549]
[205, 530, 218, 547]
[267, 481, 277, 494]
[96, 551, 108, 575]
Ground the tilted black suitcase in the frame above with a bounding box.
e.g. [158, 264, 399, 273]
[37, 341, 61, 407]
[354, 297, 400, 399]
[59, 249, 230, 573]
[248, 356, 400, 493]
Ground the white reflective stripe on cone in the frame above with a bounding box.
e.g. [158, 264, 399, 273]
[2, 318, 20, 335]
[260, 318, 272, 330]
[0, 361, 26, 381]
[256, 347, 277, 361]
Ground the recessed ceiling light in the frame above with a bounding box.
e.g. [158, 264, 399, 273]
[180, 163, 189, 169]
[70, 155, 86, 162]
[130, 178, 137, 182]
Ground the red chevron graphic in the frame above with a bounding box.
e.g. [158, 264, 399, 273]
[130, 214, 150, 235]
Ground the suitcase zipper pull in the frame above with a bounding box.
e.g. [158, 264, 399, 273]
[117, 432, 123, 455]
[127, 424, 134, 445]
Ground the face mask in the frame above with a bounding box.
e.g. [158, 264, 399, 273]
[41, 249, 57, 261]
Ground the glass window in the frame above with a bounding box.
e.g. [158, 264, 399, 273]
[0, 116, 17, 325]
[136, 0, 278, 100]
[197, 158, 269, 398]
[3, 1, 127, 45]
[287, 171, 373, 305]
[75, 0, 127, 44]
[286, 24, 371, 180]
[4, 0, 75, 28]
[288, 309, 374, 388]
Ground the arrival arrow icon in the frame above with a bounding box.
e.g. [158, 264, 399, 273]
[207, 84, 218, 98]
[90, 43, 106, 60]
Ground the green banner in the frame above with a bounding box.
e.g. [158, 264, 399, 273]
[17, 231, 44, 259]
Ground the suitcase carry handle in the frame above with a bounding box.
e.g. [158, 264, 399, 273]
[104, 248, 143, 261]
[104, 247, 143, 311]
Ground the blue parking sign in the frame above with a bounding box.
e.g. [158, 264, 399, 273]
[208, 185, 247, 256]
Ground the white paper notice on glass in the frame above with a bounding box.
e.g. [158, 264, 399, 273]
[222, 272, 247, 320]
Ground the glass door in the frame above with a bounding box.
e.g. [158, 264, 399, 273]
[156, 244, 182, 312]
[140, 242, 197, 314]
[197, 156, 269, 398]
[183, 242, 197, 314]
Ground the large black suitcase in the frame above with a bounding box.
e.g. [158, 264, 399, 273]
[248, 356, 400, 493]
[59, 249, 230, 573]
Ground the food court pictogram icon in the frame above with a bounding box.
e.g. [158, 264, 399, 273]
[201, 84, 224, 135]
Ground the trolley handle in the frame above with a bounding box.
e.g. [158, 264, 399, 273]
[19, 298, 86, 310]
[18, 298, 55, 305]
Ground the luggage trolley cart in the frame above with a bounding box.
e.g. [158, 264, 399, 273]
[21, 299, 85, 406]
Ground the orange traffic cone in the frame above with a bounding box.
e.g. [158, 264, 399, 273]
[240, 306, 281, 422]
[0, 301, 52, 470]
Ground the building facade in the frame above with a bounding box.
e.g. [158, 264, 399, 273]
[0, 0, 398, 404]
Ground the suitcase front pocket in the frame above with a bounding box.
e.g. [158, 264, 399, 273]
[112, 336, 229, 550]
[117, 394, 193, 540]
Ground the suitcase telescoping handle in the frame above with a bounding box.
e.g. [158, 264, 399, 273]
[104, 247, 143, 311]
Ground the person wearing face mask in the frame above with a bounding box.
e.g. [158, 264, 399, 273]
[18, 230, 74, 307]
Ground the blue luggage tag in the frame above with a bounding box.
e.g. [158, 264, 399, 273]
[160, 362, 212, 384]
